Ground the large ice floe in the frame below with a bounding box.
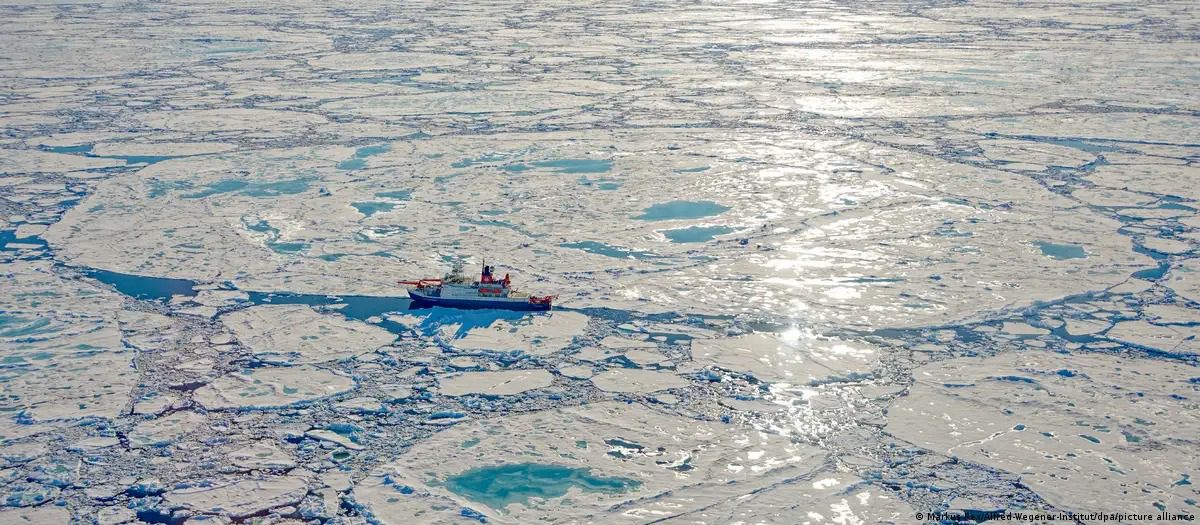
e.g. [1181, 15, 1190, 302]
[0, 506, 71, 524]
[437, 369, 554, 397]
[42, 135, 1154, 329]
[1, 0, 1198, 522]
[222, 304, 395, 364]
[888, 349, 1200, 516]
[440, 311, 588, 355]
[0, 262, 135, 437]
[692, 331, 878, 385]
[195, 365, 355, 410]
[353, 402, 915, 524]
[165, 474, 312, 518]
[589, 369, 688, 394]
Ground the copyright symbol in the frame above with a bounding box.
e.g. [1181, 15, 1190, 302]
[916, 512, 924, 521]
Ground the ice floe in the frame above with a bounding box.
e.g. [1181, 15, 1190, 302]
[353, 402, 825, 524]
[437, 369, 554, 397]
[0, 506, 71, 524]
[1105, 320, 1199, 356]
[42, 132, 1153, 331]
[0, 262, 136, 433]
[888, 349, 1200, 515]
[164, 474, 310, 518]
[665, 471, 917, 524]
[222, 304, 394, 364]
[442, 311, 587, 355]
[2, 0, 1199, 521]
[194, 366, 355, 409]
[139, 108, 327, 134]
[228, 441, 297, 471]
[589, 369, 687, 393]
[305, 429, 364, 451]
[128, 411, 207, 448]
[309, 52, 469, 71]
[692, 332, 877, 384]
[1165, 262, 1200, 303]
[0, 149, 125, 175]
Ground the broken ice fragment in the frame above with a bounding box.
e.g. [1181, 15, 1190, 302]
[165, 475, 310, 519]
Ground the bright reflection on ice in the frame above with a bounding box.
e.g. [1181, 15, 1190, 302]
[0, 0, 1195, 521]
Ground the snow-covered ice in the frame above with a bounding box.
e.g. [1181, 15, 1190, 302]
[1, 0, 1197, 521]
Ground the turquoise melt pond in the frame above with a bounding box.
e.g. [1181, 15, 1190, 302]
[337, 144, 390, 170]
[351, 202, 397, 217]
[637, 200, 729, 221]
[444, 463, 641, 509]
[504, 159, 613, 174]
[181, 178, 312, 199]
[1034, 241, 1087, 260]
[560, 241, 659, 260]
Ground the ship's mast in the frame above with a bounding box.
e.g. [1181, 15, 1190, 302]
[446, 260, 465, 282]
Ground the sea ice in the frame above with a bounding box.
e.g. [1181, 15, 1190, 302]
[1088, 162, 1200, 201]
[664, 471, 918, 524]
[888, 349, 1200, 515]
[556, 365, 595, 380]
[0, 262, 137, 431]
[442, 311, 587, 356]
[1000, 321, 1049, 336]
[89, 141, 237, 158]
[164, 474, 310, 518]
[692, 332, 877, 384]
[222, 304, 394, 364]
[1142, 237, 1193, 255]
[309, 52, 469, 71]
[305, 429, 364, 451]
[229, 441, 297, 470]
[353, 402, 824, 524]
[0, 506, 71, 525]
[1143, 304, 1200, 325]
[336, 396, 385, 413]
[43, 132, 1152, 331]
[194, 366, 355, 409]
[589, 369, 687, 393]
[128, 411, 207, 448]
[138, 108, 327, 134]
[1165, 262, 1200, 303]
[2, 1, 1198, 521]
[437, 369, 554, 397]
[96, 507, 135, 525]
[1105, 321, 1199, 356]
[0, 148, 125, 175]
[1063, 319, 1110, 336]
